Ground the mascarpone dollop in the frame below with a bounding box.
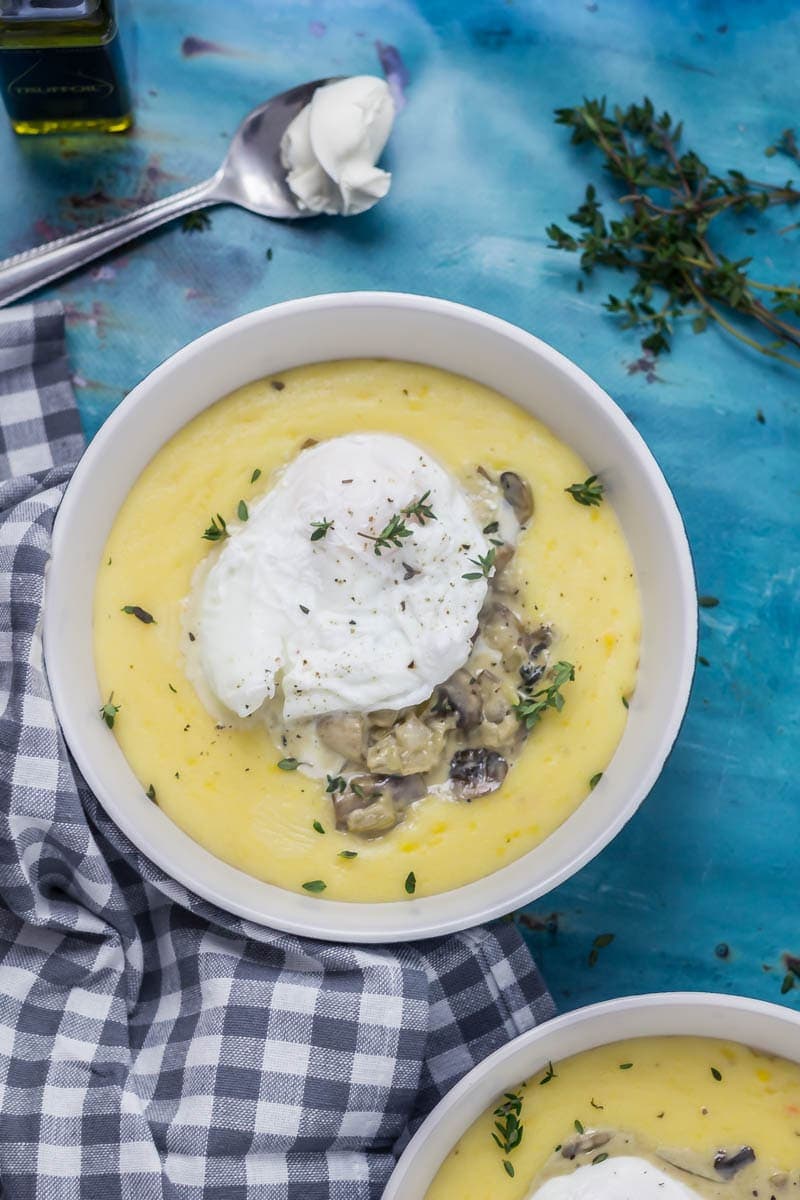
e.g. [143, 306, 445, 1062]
[280, 75, 395, 216]
[530, 1156, 702, 1200]
[198, 433, 489, 722]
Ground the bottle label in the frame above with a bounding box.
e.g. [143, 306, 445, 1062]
[0, 36, 130, 121]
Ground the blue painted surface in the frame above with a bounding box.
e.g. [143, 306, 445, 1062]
[3, 0, 798, 1014]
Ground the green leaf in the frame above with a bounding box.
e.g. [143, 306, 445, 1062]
[404, 871, 416, 895]
[338, 850, 358, 859]
[312, 820, 325, 834]
[278, 757, 299, 771]
[121, 605, 155, 624]
[302, 880, 326, 893]
[250, 468, 262, 483]
[237, 499, 249, 521]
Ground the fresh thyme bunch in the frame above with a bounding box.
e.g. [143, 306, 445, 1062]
[547, 98, 800, 368]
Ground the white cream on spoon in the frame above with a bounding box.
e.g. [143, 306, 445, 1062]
[280, 75, 395, 215]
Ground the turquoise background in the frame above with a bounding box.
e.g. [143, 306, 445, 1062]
[3, 0, 798, 1014]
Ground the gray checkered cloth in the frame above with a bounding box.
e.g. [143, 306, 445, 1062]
[0, 301, 554, 1200]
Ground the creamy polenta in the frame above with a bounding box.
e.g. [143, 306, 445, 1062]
[427, 1035, 800, 1198]
[94, 360, 640, 901]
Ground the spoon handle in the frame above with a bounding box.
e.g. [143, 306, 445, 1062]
[0, 177, 221, 308]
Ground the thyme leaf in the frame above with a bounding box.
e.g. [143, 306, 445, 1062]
[99, 693, 120, 729]
[310, 518, 334, 542]
[565, 475, 604, 506]
[462, 547, 496, 581]
[121, 605, 155, 624]
[202, 514, 228, 542]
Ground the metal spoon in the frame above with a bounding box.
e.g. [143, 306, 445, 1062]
[0, 77, 336, 308]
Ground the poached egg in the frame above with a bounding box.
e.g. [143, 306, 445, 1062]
[198, 433, 490, 722]
[530, 1157, 703, 1200]
[280, 75, 395, 216]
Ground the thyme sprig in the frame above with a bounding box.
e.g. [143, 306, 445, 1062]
[360, 513, 414, 555]
[514, 660, 575, 730]
[403, 490, 437, 524]
[310, 518, 334, 542]
[202, 514, 228, 542]
[492, 1091, 524, 1178]
[566, 476, 604, 507]
[548, 98, 800, 367]
[99, 693, 120, 729]
[462, 547, 496, 581]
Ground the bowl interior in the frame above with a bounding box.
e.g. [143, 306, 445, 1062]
[383, 992, 800, 1197]
[43, 293, 696, 941]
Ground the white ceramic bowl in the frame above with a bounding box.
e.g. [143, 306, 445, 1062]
[384, 991, 800, 1197]
[44, 292, 696, 942]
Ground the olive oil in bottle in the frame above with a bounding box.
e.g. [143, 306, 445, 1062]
[0, 1, 131, 134]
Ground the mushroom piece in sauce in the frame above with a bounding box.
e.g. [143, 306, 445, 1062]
[449, 747, 508, 799]
[500, 470, 534, 525]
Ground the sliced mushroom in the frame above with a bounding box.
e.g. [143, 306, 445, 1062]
[714, 1147, 756, 1179]
[436, 668, 482, 731]
[317, 713, 367, 764]
[500, 471, 533, 525]
[367, 714, 446, 776]
[346, 794, 398, 836]
[449, 748, 508, 799]
[656, 1148, 720, 1183]
[490, 542, 518, 594]
[520, 625, 553, 688]
[561, 1129, 613, 1160]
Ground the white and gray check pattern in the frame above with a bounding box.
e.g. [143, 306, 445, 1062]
[0, 302, 555, 1200]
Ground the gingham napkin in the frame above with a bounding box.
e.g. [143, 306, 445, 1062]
[0, 301, 555, 1200]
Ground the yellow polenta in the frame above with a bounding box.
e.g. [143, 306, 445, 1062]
[93, 360, 640, 901]
[427, 1035, 800, 1197]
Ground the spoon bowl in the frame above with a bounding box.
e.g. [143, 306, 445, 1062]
[0, 77, 338, 306]
[217, 77, 339, 218]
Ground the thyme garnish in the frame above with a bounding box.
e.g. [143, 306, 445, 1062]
[312, 820, 325, 834]
[462, 547, 496, 581]
[404, 871, 416, 895]
[121, 605, 155, 624]
[250, 468, 262, 483]
[548, 97, 800, 368]
[540, 1060, 558, 1085]
[403, 490, 436, 524]
[146, 784, 157, 803]
[310, 518, 334, 542]
[302, 880, 326, 893]
[277, 757, 300, 771]
[99, 693, 120, 729]
[361, 513, 414, 555]
[589, 932, 615, 967]
[202, 514, 228, 542]
[565, 476, 604, 507]
[589, 772, 603, 789]
[492, 1091, 524, 1178]
[237, 500, 249, 522]
[514, 661, 575, 730]
[181, 210, 211, 233]
[338, 850, 358, 859]
[326, 774, 346, 794]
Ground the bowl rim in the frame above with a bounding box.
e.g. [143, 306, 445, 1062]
[44, 291, 697, 941]
[383, 990, 800, 1197]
